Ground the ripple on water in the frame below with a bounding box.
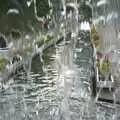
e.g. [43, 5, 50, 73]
[0, 30, 119, 120]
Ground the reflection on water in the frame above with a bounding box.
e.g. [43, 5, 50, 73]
[0, 29, 119, 120]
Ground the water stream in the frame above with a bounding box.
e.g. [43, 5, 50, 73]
[0, 26, 119, 120]
[0, 0, 120, 120]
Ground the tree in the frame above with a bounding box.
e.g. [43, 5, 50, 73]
[35, 0, 50, 17]
[79, 1, 92, 22]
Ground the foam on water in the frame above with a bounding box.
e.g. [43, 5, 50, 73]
[0, 0, 120, 119]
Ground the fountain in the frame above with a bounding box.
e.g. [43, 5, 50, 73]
[91, 0, 120, 105]
[1, 0, 120, 119]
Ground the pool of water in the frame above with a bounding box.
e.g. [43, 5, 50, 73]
[0, 29, 119, 120]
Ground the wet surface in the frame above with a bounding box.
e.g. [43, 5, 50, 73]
[0, 29, 119, 120]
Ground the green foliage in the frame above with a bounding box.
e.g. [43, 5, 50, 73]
[46, 35, 54, 43]
[36, 37, 45, 47]
[79, 2, 92, 21]
[0, 57, 8, 72]
[36, 0, 51, 17]
[35, 34, 54, 48]
[0, 0, 9, 17]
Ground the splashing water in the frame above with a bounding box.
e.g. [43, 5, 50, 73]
[0, 0, 120, 120]
[92, 0, 120, 119]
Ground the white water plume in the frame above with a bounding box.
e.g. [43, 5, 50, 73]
[27, 0, 33, 7]
[92, 1, 120, 117]
[96, 0, 109, 7]
[7, 9, 19, 14]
